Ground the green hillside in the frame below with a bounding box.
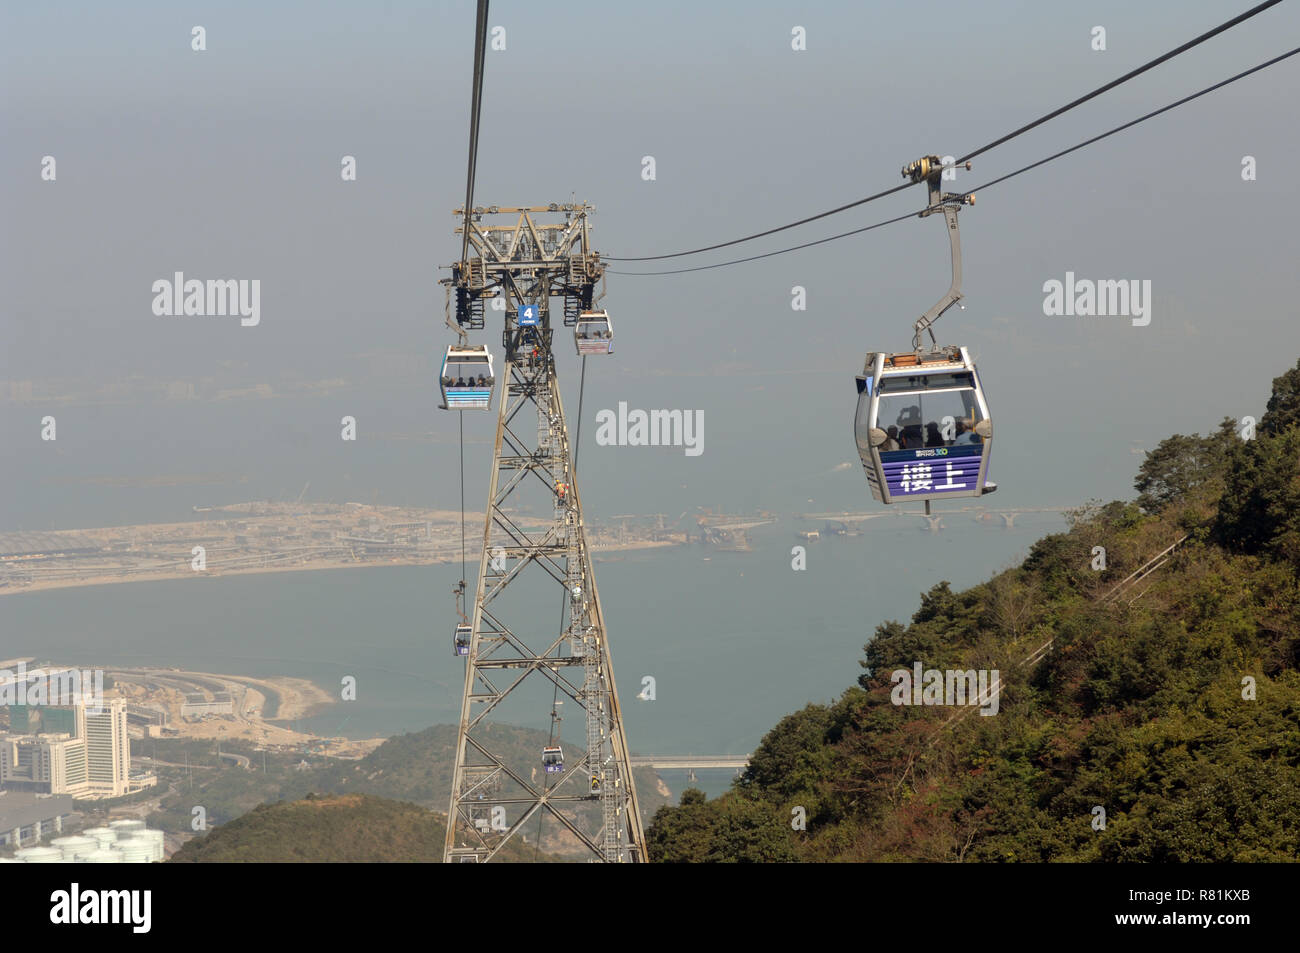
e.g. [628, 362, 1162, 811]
[276, 724, 543, 808]
[148, 724, 669, 859]
[168, 793, 556, 863]
[646, 357, 1300, 862]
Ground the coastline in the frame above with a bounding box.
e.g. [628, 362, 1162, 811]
[102, 667, 384, 755]
[0, 539, 682, 598]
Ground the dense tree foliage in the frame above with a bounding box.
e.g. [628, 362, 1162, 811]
[647, 357, 1300, 863]
[646, 788, 797, 863]
[1261, 356, 1300, 437]
[1134, 418, 1236, 514]
[1214, 427, 1300, 563]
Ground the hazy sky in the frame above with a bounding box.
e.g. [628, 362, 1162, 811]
[3, 0, 1298, 521]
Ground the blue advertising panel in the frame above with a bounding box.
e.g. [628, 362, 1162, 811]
[879, 444, 983, 497]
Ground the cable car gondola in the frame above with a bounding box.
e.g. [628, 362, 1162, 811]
[440, 344, 495, 410]
[855, 346, 994, 506]
[854, 155, 995, 511]
[453, 623, 471, 657]
[574, 310, 613, 355]
[452, 581, 471, 657]
[542, 745, 564, 774]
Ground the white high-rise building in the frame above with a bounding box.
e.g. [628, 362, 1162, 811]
[50, 736, 89, 793]
[83, 700, 130, 798]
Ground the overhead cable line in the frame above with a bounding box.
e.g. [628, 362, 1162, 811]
[459, 411, 466, 584]
[460, 0, 490, 264]
[606, 181, 912, 264]
[608, 44, 1300, 277]
[955, 0, 1284, 165]
[452, 2, 489, 657]
[609, 210, 920, 276]
[605, 0, 1285, 264]
[963, 44, 1300, 196]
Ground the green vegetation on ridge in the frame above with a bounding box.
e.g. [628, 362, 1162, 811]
[168, 793, 555, 863]
[646, 357, 1300, 862]
[148, 724, 668, 860]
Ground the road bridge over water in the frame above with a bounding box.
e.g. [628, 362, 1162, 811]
[799, 506, 1072, 531]
[631, 755, 751, 780]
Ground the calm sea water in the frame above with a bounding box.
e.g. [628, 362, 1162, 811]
[0, 518, 1061, 753]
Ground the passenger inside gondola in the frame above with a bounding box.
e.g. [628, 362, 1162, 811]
[954, 420, 981, 444]
[879, 384, 984, 452]
[883, 426, 900, 451]
[440, 346, 494, 410]
[897, 406, 924, 448]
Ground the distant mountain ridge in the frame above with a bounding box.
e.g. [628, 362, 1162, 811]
[151, 723, 668, 861]
[168, 793, 557, 863]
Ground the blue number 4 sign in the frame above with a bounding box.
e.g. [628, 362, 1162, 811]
[517, 305, 540, 327]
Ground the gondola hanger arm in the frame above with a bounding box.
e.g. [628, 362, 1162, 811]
[903, 156, 976, 351]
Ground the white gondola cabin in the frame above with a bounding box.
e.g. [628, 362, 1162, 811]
[440, 344, 495, 410]
[574, 310, 613, 355]
[854, 346, 995, 506]
[542, 745, 564, 774]
[453, 623, 471, 657]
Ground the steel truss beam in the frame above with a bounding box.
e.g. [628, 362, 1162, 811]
[442, 205, 643, 863]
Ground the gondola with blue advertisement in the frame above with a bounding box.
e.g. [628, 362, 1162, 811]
[854, 156, 995, 512]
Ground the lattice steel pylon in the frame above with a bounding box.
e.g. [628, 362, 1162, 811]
[441, 204, 644, 863]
